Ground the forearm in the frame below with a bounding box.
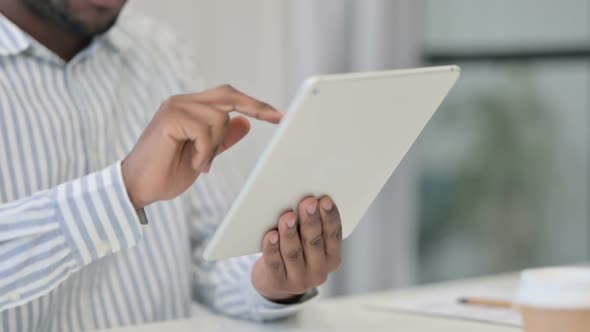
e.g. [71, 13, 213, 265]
[0, 162, 143, 312]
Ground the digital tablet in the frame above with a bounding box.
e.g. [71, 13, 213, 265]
[203, 65, 460, 261]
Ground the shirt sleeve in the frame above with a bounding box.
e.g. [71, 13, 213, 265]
[0, 161, 143, 312]
[188, 162, 317, 322]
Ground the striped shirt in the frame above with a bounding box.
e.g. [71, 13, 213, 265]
[0, 12, 311, 332]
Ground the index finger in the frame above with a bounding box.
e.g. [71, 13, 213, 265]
[193, 84, 284, 124]
[318, 196, 342, 272]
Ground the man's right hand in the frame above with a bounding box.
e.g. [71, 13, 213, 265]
[121, 84, 283, 209]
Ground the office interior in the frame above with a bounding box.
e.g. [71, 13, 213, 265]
[129, 0, 590, 298]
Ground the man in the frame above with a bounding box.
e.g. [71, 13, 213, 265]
[0, 0, 343, 331]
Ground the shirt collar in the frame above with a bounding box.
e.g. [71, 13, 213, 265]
[0, 12, 131, 59]
[0, 13, 32, 56]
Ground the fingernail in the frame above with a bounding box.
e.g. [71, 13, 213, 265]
[270, 233, 278, 244]
[322, 200, 333, 211]
[287, 216, 297, 228]
[306, 201, 317, 215]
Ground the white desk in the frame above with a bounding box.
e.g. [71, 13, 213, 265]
[101, 274, 522, 332]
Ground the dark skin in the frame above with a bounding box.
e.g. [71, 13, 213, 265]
[0, 0, 343, 303]
[0, 0, 126, 60]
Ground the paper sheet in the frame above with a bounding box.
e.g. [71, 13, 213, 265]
[368, 287, 522, 327]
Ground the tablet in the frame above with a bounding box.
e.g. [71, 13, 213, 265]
[203, 65, 460, 261]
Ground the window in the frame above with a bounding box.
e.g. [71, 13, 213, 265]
[417, 0, 590, 282]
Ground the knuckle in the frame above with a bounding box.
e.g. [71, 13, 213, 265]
[218, 84, 237, 94]
[159, 120, 178, 138]
[304, 215, 321, 227]
[307, 233, 324, 248]
[267, 260, 283, 272]
[285, 247, 303, 262]
[212, 110, 225, 121]
[310, 273, 328, 286]
[165, 95, 184, 108]
[330, 226, 343, 240]
[159, 98, 174, 112]
[284, 227, 299, 239]
[267, 244, 280, 255]
[159, 99, 170, 109]
[193, 127, 207, 142]
[169, 94, 183, 102]
[329, 257, 342, 271]
[159, 126, 172, 139]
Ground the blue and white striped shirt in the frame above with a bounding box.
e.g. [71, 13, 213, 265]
[0, 13, 310, 332]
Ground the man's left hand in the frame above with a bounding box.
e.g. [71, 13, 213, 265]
[251, 196, 343, 302]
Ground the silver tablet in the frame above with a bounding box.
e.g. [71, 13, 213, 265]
[204, 65, 460, 260]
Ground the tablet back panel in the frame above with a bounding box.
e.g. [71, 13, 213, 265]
[204, 66, 460, 260]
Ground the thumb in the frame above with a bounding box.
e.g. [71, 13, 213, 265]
[217, 116, 251, 155]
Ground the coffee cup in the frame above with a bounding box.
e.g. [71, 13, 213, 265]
[515, 267, 590, 332]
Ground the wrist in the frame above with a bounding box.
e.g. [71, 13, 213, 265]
[255, 287, 305, 304]
[265, 293, 306, 305]
[121, 159, 147, 209]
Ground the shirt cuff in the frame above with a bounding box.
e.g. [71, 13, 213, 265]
[55, 161, 144, 267]
[240, 273, 319, 321]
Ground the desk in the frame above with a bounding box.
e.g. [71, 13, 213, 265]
[101, 274, 521, 332]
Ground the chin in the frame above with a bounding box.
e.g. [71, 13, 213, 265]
[23, 0, 127, 37]
[79, 13, 120, 35]
[71, 0, 126, 35]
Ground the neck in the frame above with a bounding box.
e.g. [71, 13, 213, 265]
[0, 0, 90, 61]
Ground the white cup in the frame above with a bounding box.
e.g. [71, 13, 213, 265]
[515, 267, 590, 332]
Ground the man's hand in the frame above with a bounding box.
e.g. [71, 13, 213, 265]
[121, 85, 283, 209]
[252, 196, 343, 302]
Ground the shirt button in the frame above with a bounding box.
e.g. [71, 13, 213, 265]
[97, 242, 111, 256]
[8, 292, 21, 301]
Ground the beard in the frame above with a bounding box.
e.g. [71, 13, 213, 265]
[22, 0, 124, 37]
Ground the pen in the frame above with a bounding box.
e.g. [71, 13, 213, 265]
[458, 297, 515, 309]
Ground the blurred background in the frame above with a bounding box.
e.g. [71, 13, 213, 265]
[127, 0, 590, 297]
